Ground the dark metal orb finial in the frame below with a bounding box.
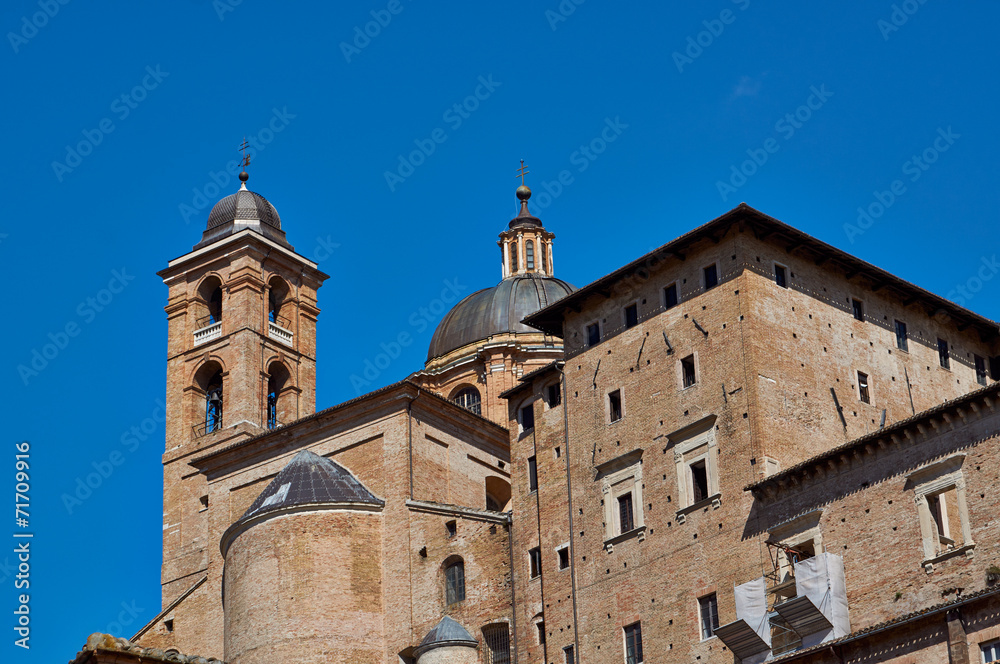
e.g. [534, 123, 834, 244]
[516, 185, 531, 201]
[239, 171, 249, 182]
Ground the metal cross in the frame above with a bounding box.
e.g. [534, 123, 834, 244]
[238, 138, 251, 171]
[515, 159, 529, 185]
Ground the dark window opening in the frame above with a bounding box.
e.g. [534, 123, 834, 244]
[938, 339, 950, 369]
[624, 303, 638, 329]
[664, 283, 678, 309]
[618, 492, 634, 533]
[528, 456, 538, 492]
[164, 619, 174, 633]
[541, 241, 549, 274]
[624, 622, 644, 664]
[529, 547, 542, 578]
[775, 265, 787, 288]
[895, 320, 908, 351]
[509, 241, 519, 273]
[564, 645, 575, 664]
[266, 383, 278, 429]
[445, 520, 457, 538]
[858, 371, 870, 404]
[558, 547, 570, 570]
[682, 355, 696, 388]
[699, 593, 720, 640]
[199, 495, 209, 511]
[690, 460, 709, 504]
[521, 403, 535, 431]
[208, 286, 222, 324]
[703, 264, 718, 289]
[453, 387, 482, 416]
[205, 375, 223, 434]
[537, 622, 546, 645]
[976, 355, 988, 386]
[609, 390, 623, 423]
[445, 560, 465, 605]
[482, 623, 511, 664]
[547, 383, 561, 407]
[852, 298, 864, 322]
[587, 323, 601, 347]
[526, 240, 535, 270]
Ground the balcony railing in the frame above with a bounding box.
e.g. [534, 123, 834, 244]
[193, 418, 223, 438]
[193, 321, 222, 345]
[268, 320, 293, 346]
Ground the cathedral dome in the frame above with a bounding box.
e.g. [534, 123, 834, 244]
[427, 273, 575, 361]
[194, 180, 292, 251]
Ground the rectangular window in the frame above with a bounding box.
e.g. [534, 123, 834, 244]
[852, 298, 864, 322]
[703, 264, 718, 289]
[618, 493, 635, 533]
[521, 404, 535, 431]
[895, 320, 908, 351]
[699, 593, 720, 640]
[927, 487, 961, 548]
[445, 520, 457, 538]
[690, 460, 709, 504]
[983, 639, 1000, 663]
[939, 339, 950, 369]
[548, 383, 561, 407]
[537, 622, 546, 645]
[527, 456, 537, 492]
[624, 622, 643, 664]
[482, 623, 511, 664]
[682, 354, 697, 388]
[858, 371, 870, 404]
[557, 546, 570, 569]
[774, 264, 787, 288]
[624, 303, 638, 329]
[529, 547, 542, 578]
[587, 323, 601, 347]
[976, 355, 988, 386]
[609, 390, 623, 423]
[563, 645, 575, 664]
[664, 283, 679, 309]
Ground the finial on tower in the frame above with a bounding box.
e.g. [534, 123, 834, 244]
[238, 138, 251, 186]
[509, 158, 541, 228]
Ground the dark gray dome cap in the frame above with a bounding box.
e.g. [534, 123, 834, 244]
[414, 616, 478, 656]
[195, 184, 292, 250]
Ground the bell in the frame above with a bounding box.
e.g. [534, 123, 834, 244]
[208, 390, 222, 405]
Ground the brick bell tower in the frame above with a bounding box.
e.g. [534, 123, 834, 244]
[154, 168, 327, 654]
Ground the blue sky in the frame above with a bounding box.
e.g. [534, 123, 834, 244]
[3, 1, 999, 659]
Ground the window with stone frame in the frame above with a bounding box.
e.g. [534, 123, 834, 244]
[907, 454, 974, 571]
[699, 593, 719, 640]
[982, 639, 1000, 663]
[624, 621, 643, 664]
[670, 417, 721, 520]
[597, 450, 645, 549]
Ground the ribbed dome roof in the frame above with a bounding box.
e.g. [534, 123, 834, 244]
[427, 274, 575, 361]
[194, 183, 292, 251]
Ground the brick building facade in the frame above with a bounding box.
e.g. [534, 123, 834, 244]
[68, 181, 1000, 664]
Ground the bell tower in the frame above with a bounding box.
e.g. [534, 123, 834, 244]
[154, 170, 328, 655]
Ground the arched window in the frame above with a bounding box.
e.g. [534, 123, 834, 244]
[445, 558, 465, 605]
[197, 276, 224, 327]
[205, 371, 223, 434]
[509, 241, 518, 273]
[485, 476, 511, 511]
[267, 276, 290, 326]
[541, 241, 548, 274]
[266, 362, 291, 429]
[525, 240, 535, 270]
[452, 387, 482, 416]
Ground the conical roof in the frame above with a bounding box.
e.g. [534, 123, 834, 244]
[416, 616, 478, 654]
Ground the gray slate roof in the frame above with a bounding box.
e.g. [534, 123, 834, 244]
[419, 616, 478, 649]
[239, 450, 382, 522]
[195, 183, 292, 250]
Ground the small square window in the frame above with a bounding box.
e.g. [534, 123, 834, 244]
[938, 339, 950, 369]
[557, 546, 570, 570]
[624, 622, 644, 664]
[529, 546, 542, 578]
[554, 446, 561, 459]
[690, 460, 709, 504]
[852, 298, 864, 322]
[975, 355, 988, 386]
[199, 495, 209, 512]
[699, 593, 719, 640]
[445, 520, 457, 538]
[609, 390, 623, 423]
[563, 645, 575, 664]
[858, 371, 870, 404]
[528, 456, 538, 492]
[703, 264, 718, 289]
[164, 619, 174, 633]
[587, 323, 601, 347]
[618, 493, 635, 533]
[774, 264, 787, 288]
[664, 283, 679, 310]
[982, 639, 1000, 662]
[521, 403, 535, 431]
[682, 354, 696, 388]
[548, 383, 561, 407]
[624, 303, 638, 329]
[895, 320, 908, 351]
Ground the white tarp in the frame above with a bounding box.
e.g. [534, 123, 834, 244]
[794, 552, 851, 646]
[734, 576, 771, 645]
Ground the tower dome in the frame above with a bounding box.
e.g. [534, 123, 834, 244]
[194, 176, 292, 250]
